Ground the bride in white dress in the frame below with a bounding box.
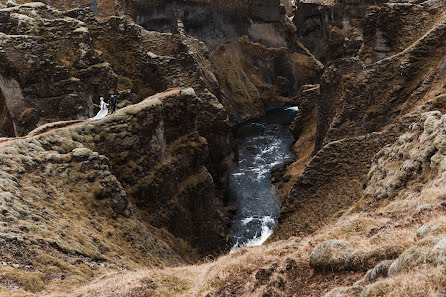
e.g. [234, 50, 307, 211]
[91, 97, 109, 120]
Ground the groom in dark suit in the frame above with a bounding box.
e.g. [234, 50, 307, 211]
[110, 95, 117, 114]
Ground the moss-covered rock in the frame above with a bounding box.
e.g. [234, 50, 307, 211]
[388, 237, 436, 276]
[309, 240, 353, 272]
[0, 88, 230, 293]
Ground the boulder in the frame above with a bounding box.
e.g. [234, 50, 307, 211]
[417, 222, 440, 239]
[355, 260, 393, 286]
[429, 237, 446, 265]
[388, 238, 435, 276]
[309, 240, 353, 272]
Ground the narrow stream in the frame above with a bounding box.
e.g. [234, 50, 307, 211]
[229, 107, 298, 252]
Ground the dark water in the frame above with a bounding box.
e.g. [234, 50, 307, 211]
[229, 107, 298, 252]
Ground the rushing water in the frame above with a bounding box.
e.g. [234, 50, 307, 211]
[229, 107, 298, 252]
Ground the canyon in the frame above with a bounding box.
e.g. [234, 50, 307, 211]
[0, 0, 445, 296]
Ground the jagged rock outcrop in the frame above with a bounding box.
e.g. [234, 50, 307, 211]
[0, 0, 324, 123]
[132, 0, 323, 122]
[274, 0, 446, 240]
[122, 0, 323, 121]
[211, 33, 323, 121]
[0, 3, 236, 200]
[293, 0, 388, 63]
[0, 88, 231, 294]
[0, 3, 117, 136]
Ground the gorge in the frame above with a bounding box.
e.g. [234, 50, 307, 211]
[229, 107, 297, 251]
[0, 0, 446, 296]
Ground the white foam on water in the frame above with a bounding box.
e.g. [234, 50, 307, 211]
[248, 159, 285, 180]
[230, 216, 276, 253]
[258, 142, 280, 155]
[285, 106, 299, 112]
[241, 217, 254, 225]
[230, 240, 240, 253]
[251, 167, 270, 180]
[231, 172, 245, 177]
[268, 161, 282, 168]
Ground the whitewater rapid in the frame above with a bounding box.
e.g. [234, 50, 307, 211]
[229, 107, 298, 252]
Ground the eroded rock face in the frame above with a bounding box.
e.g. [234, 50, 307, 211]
[128, 0, 284, 46]
[0, 4, 236, 200]
[0, 0, 324, 125]
[293, 0, 387, 63]
[0, 3, 116, 136]
[274, 0, 446, 240]
[129, 0, 323, 122]
[360, 0, 446, 63]
[0, 88, 230, 292]
[0, 3, 220, 127]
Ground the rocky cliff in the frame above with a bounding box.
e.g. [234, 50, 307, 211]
[1, 0, 324, 122]
[128, 0, 324, 121]
[274, 0, 446, 240]
[0, 87, 234, 294]
[2, 0, 446, 296]
[0, 3, 241, 294]
[0, 2, 236, 200]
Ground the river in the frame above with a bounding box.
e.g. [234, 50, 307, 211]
[229, 107, 298, 252]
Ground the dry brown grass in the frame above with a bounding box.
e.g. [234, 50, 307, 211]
[27, 162, 446, 297]
[37, 238, 302, 297]
[40, 172, 446, 296]
[362, 266, 446, 297]
[51, 269, 191, 297]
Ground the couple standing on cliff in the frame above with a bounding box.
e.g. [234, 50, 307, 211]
[91, 95, 118, 120]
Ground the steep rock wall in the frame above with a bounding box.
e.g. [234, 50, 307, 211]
[0, 88, 230, 293]
[0, 3, 236, 200]
[127, 0, 323, 122]
[274, 0, 446, 239]
[293, 0, 388, 63]
[0, 0, 323, 123]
